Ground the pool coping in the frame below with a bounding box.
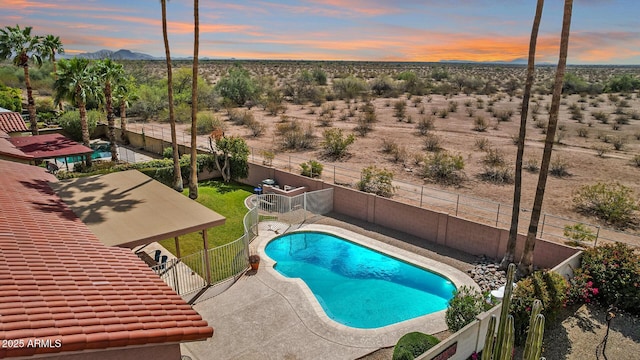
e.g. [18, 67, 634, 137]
[253, 223, 480, 348]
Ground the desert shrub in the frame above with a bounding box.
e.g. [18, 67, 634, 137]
[227, 108, 253, 126]
[35, 97, 55, 113]
[416, 115, 435, 135]
[391, 146, 408, 164]
[321, 128, 355, 159]
[277, 120, 314, 150]
[577, 127, 589, 138]
[357, 166, 395, 198]
[194, 112, 224, 135]
[437, 107, 449, 119]
[247, 119, 266, 137]
[593, 144, 609, 157]
[633, 155, 640, 167]
[422, 152, 465, 185]
[260, 150, 275, 166]
[570, 243, 640, 314]
[550, 156, 570, 177]
[563, 223, 596, 246]
[592, 110, 609, 124]
[332, 76, 366, 100]
[481, 166, 513, 184]
[511, 271, 568, 344]
[525, 158, 539, 173]
[466, 107, 475, 117]
[317, 113, 334, 127]
[612, 136, 626, 151]
[57, 110, 100, 142]
[495, 109, 514, 122]
[423, 133, 441, 152]
[445, 286, 492, 333]
[473, 116, 488, 132]
[381, 138, 398, 154]
[393, 100, 407, 121]
[215, 65, 258, 107]
[572, 182, 639, 227]
[354, 116, 373, 136]
[300, 160, 323, 178]
[448, 100, 458, 113]
[474, 137, 490, 151]
[482, 148, 505, 167]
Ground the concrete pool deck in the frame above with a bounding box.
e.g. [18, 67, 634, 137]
[181, 223, 478, 360]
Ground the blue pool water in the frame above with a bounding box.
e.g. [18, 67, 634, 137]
[264, 231, 456, 329]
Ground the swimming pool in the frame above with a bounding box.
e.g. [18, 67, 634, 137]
[264, 231, 456, 329]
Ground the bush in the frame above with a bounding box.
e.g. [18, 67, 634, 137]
[416, 115, 435, 135]
[633, 155, 640, 167]
[300, 160, 323, 178]
[573, 182, 639, 227]
[480, 166, 513, 184]
[392, 332, 440, 360]
[563, 223, 596, 246]
[277, 120, 315, 150]
[525, 158, 539, 173]
[422, 152, 465, 186]
[570, 243, 640, 314]
[0, 84, 22, 112]
[482, 148, 505, 167]
[474, 137, 490, 151]
[321, 128, 355, 159]
[423, 133, 441, 152]
[195, 112, 224, 135]
[511, 271, 568, 344]
[445, 286, 491, 332]
[473, 116, 488, 132]
[357, 166, 395, 197]
[162, 147, 174, 159]
[57, 110, 100, 142]
[393, 100, 407, 121]
[550, 156, 569, 177]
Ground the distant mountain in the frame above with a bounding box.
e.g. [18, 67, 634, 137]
[72, 49, 157, 60]
[440, 58, 554, 66]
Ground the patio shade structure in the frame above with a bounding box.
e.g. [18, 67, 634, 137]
[0, 133, 93, 168]
[50, 170, 226, 282]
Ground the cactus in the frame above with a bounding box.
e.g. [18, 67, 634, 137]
[480, 264, 546, 360]
[523, 300, 545, 360]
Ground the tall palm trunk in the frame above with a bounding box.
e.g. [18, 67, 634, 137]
[120, 101, 128, 144]
[22, 62, 38, 135]
[105, 80, 118, 161]
[520, 0, 574, 275]
[161, 0, 183, 192]
[189, 0, 199, 199]
[500, 0, 545, 270]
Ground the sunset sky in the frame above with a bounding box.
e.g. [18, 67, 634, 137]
[3, 0, 639, 64]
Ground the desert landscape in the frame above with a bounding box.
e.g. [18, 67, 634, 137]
[119, 60, 640, 243]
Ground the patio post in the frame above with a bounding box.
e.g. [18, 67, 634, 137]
[202, 229, 212, 285]
[174, 236, 181, 259]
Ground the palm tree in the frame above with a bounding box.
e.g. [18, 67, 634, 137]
[160, 0, 183, 192]
[520, 0, 574, 275]
[54, 58, 98, 153]
[96, 59, 125, 162]
[189, 0, 200, 199]
[114, 75, 138, 145]
[42, 34, 64, 76]
[42, 34, 65, 110]
[500, 0, 545, 270]
[0, 25, 44, 135]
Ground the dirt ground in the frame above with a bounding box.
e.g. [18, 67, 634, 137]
[139, 90, 640, 244]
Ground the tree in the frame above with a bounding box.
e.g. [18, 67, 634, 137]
[209, 136, 249, 182]
[54, 58, 98, 151]
[520, 0, 574, 275]
[0, 25, 44, 135]
[113, 75, 138, 144]
[215, 65, 258, 107]
[160, 0, 183, 192]
[42, 34, 64, 110]
[500, 0, 544, 270]
[189, 0, 199, 199]
[95, 59, 125, 161]
[41, 34, 63, 76]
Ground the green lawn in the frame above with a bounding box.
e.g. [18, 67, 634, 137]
[159, 180, 254, 257]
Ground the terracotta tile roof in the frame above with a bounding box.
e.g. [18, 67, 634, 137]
[8, 134, 93, 160]
[0, 160, 213, 358]
[0, 112, 28, 133]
